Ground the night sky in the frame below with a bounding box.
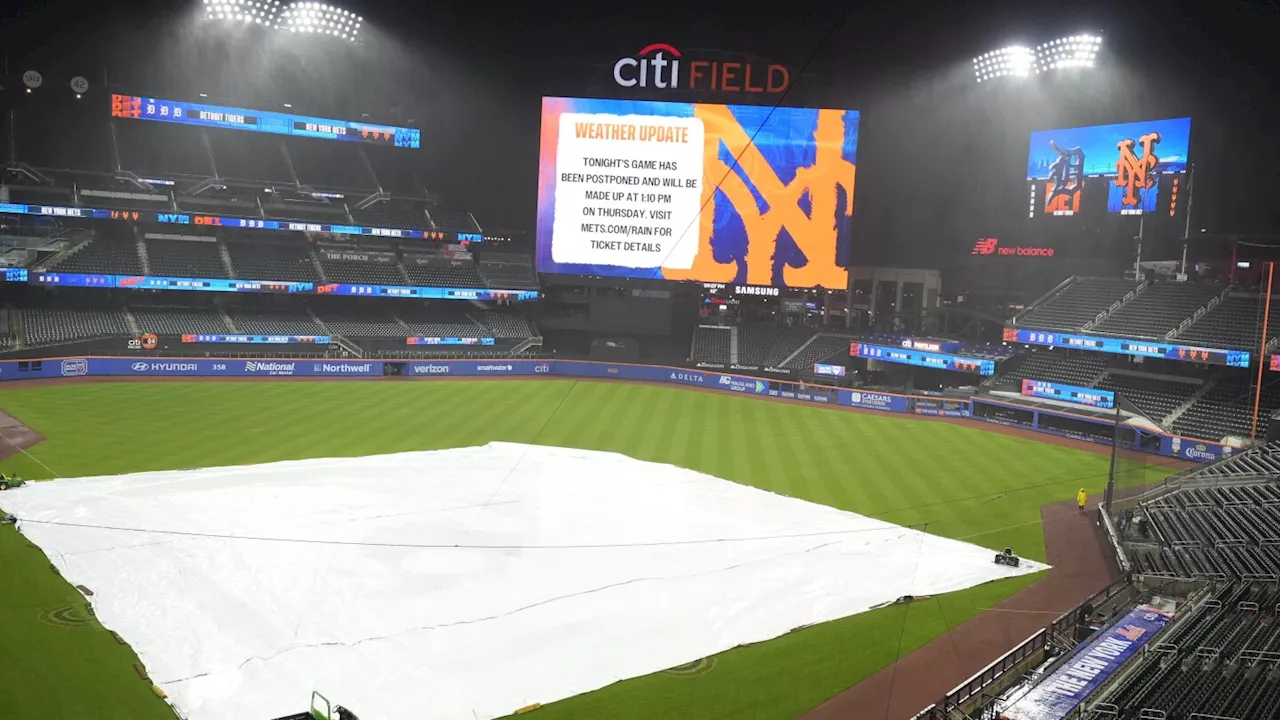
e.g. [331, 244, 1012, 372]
[3, 0, 1277, 285]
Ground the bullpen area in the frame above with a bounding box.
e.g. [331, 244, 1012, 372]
[0, 379, 1175, 720]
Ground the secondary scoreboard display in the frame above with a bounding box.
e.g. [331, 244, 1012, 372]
[1021, 379, 1115, 409]
[536, 97, 859, 288]
[111, 94, 420, 148]
[1027, 117, 1190, 217]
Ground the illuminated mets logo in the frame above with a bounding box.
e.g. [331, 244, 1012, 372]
[1115, 132, 1160, 207]
[661, 107, 857, 288]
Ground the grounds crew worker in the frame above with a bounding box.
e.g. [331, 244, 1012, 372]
[1077, 487, 1088, 512]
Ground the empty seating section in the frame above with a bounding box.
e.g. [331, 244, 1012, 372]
[22, 307, 132, 345]
[477, 254, 539, 289]
[175, 192, 263, 217]
[145, 239, 229, 278]
[224, 237, 320, 282]
[737, 326, 814, 367]
[1192, 442, 1280, 479]
[208, 131, 292, 183]
[396, 307, 485, 337]
[996, 352, 1109, 386]
[365, 148, 419, 195]
[402, 256, 484, 287]
[428, 210, 480, 233]
[350, 200, 429, 229]
[477, 311, 534, 338]
[1096, 373, 1199, 424]
[1176, 293, 1280, 351]
[48, 234, 143, 274]
[1173, 379, 1280, 441]
[1130, 482, 1280, 579]
[1093, 282, 1224, 338]
[226, 308, 324, 335]
[314, 310, 406, 337]
[691, 326, 731, 365]
[1015, 278, 1140, 331]
[315, 245, 405, 285]
[286, 140, 373, 189]
[785, 334, 855, 370]
[130, 306, 228, 335]
[117, 122, 213, 177]
[262, 199, 349, 224]
[1085, 584, 1280, 720]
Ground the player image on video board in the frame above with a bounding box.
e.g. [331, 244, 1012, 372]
[536, 97, 858, 288]
[1026, 116, 1190, 217]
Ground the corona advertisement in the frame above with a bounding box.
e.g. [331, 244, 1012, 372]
[536, 97, 858, 288]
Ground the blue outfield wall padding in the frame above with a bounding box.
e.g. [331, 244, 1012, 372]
[0, 356, 1238, 462]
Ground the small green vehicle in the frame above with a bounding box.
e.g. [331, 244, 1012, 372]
[273, 692, 360, 720]
[0, 473, 24, 491]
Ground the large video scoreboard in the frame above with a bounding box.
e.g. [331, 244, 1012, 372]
[111, 94, 420, 149]
[537, 97, 858, 288]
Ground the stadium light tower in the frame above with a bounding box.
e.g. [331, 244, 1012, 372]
[203, 0, 363, 42]
[973, 34, 1102, 83]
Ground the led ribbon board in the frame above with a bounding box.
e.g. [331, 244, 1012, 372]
[111, 94, 420, 148]
[0, 203, 480, 244]
[1005, 328, 1249, 367]
[406, 337, 497, 346]
[180, 335, 331, 344]
[850, 342, 995, 376]
[30, 272, 538, 302]
[1020, 379, 1115, 409]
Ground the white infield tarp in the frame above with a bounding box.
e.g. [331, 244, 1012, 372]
[5, 443, 1045, 720]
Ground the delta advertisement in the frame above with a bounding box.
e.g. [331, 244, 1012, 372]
[536, 96, 858, 288]
[1000, 605, 1173, 720]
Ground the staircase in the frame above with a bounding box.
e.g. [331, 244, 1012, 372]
[778, 333, 820, 368]
[219, 305, 238, 332]
[134, 226, 151, 275]
[1165, 378, 1218, 427]
[216, 239, 237, 278]
[308, 247, 328, 283]
[729, 326, 740, 365]
[123, 306, 141, 335]
[35, 237, 93, 272]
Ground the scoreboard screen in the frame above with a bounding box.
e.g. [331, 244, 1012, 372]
[111, 94, 421, 149]
[1027, 117, 1190, 218]
[850, 342, 995, 376]
[536, 96, 858, 288]
[1021, 379, 1115, 409]
[1005, 327, 1250, 368]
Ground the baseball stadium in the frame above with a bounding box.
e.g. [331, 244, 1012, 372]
[2, 3, 1280, 720]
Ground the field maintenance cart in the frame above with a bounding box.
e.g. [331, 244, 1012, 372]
[0, 472, 24, 491]
[272, 691, 360, 720]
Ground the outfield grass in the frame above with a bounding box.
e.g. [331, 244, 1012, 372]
[0, 380, 1175, 720]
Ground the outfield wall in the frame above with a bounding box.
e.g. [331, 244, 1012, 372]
[0, 356, 1234, 463]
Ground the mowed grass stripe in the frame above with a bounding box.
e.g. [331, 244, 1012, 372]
[0, 380, 1175, 720]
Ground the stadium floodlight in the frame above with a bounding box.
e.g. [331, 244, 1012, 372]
[973, 33, 1102, 83]
[201, 0, 362, 43]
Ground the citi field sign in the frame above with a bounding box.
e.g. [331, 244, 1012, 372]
[612, 43, 790, 93]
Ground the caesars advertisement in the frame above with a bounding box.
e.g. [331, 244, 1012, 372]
[536, 96, 859, 288]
